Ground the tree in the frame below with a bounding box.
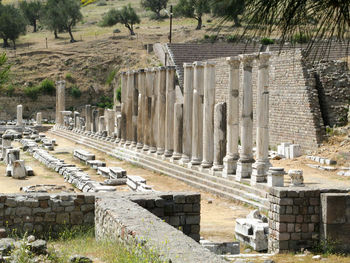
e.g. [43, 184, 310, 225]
[19, 0, 42, 32]
[0, 5, 27, 48]
[0, 53, 10, 88]
[174, 0, 210, 30]
[42, 0, 82, 42]
[211, 0, 245, 27]
[100, 5, 141, 35]
[141, 0, 168, 20]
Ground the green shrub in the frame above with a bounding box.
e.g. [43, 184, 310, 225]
[226, 34, 238, 43]
[70, 85, 82, 98]
[291, 32, 310, 44]
[106, 68, 118, 86]
[260, 37, 274, 45]
[203, 34, 209, 39]
[24, 86, 41, 101]
[96, 0, 107, 6]
[39, 79, 55, 95]
[65, 73, 75, 83]
[209, 34, 217, 43]
[5, 85, 15, 97]
[96, 95, 113, 108]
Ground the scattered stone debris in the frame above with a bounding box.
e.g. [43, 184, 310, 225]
[235, 210, 268, 252]
[200, 239, 240, 255]
[70, 255, 93, 263]
[127, 175, 153, 192]
[86, 160, 106, 169]
[306, 155, 337, 165]
[306, 164, 337, 171]
[20, 184, 75, 193]
[277, 143, 302, 159]
[73, 149, 95, 163]
[288, 169, 304, 186]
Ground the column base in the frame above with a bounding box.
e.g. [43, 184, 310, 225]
[136, 143, 143, 149]
[149, 146, 157, 153]
[170, 152, 182, 162]
[211, 164, 223, 175]
[201, 160, 212, 169]
[164, 150, 173, 157]
[222, 155, 238, 177]
[236, 160, 253, 181]
[179, 155, 190, 165]
[142, 145, 149, 152]
[157, 148, 165, 156]
[190, 157, 202, 166]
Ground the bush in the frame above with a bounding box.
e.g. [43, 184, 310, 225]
[106, 68, 118, 86]
[24, 86, 41, 101]
[209, 34, 217, 43]
[5, 85, 15, 97]
[69, 85, 82, 98]
[291, 32, 310, 44]
[260, 37, 274, 45]
[96, 95, 113, 108]
[226, 34, 238, 43]
[203, 34, 210, 39]
[65, 73, 75, 83]
[96, 0, 107, 6]
[39, 78, 55, 95]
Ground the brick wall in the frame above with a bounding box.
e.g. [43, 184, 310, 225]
[209, 50, 327, 151]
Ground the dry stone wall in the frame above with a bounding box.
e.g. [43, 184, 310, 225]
[211, 50, 333, 151]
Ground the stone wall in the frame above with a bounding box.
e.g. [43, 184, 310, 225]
[310, 60, 350, 127]
[95, 192, 224, 263]
[0, 193, 95, 236]
[268, 187, 349, 253]
[210, 50, 335, 151]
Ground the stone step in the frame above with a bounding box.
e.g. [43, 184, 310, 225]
[50, 129, 269, 210]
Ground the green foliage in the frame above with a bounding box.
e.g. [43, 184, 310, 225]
[291, 32, 310, 44]
[141, 0, 168, 20]
[19, 0, 42, 33]
[211, 0, 245, 27]
[24, 86, 41, 101]
[69, 85, 82, 98]
[39, 78, 55, 95]
[41, 0, 83, 42]
[173, 0, 210, 29]
[226, 34, 238, 43]
[96, 0, 107, 6]
[96, 95, 113, 108]
[0, 5, 27, 48]
[0, 53, 10, 88]
[4, 85, 15, 96]
[116, 85, 121, 103]
[203, 34, 217, 43]
[65, 73, 75, 83]
[106, 68, 118, 86]
[100, 4, 140, 35]
[260, 37, 274, 45]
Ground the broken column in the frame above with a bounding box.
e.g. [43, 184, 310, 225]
[92, 107, 98, 133]
[106, 109, 115, 137]
[223, 57, 240, 177]
[132, 70, 139, 147]
[36, 112, 42, 126]
[236, 54, 255, 181]
[201, 62, 216, 169]
[85, 105, 92, 132]
[252, 52, 271, 185]
[16, 105, 23, 126]
[55, 80, 66, 125]
[164, 66, 176, 157]
[190, 62, 204, 166]
[125, 71, 134, 146]
[120, 72, 127, 144]
[180, 63, 193, 164]
[142, 69, 153, 152]
[157, 67, 166, 155]
[98, 116, 105, 134]
[137, 69, 146, 149]
[172, 103, 183, 160]
[73, 111, 80, 129]
[212, 102, 227, 173]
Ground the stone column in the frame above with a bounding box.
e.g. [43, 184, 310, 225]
[149, 68, 158, 153]
[55, 80, 65, 125]
[142, 69, 153, 152]
[16, 105, 23, 126]
[137, 69, 146, 149]
[252, 52, 272, 185]
[212, 102, 227, 173]
[132, 70, 139, 147]
[164, 66, 176, 157]
[116, 114, 122, 142]
[236, 54, 256, 181]
[36, 112, 42, 126]
[180, 63, 193, 164]
[157, 67, 166, 155]
[120, 72, 127, 144]
[190, 62, 204, 166]
[73, 111, 80, 129]
[223, 57, 240, 177]
[172, 103, 183, 160]
[85, 105, 92, 132]
[201, 62, 216, 169]
[92, 107, 98, 133]
[106, 109, 115, 137]
[98, 116, 105, 133]
[125, 71, 134, 146]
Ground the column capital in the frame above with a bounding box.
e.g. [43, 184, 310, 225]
[120, 71, 127, 75]
[55, 80, 66, 87]
[239, 54, 256, 67]
[127, 70, 135, 75]
[183, 63, 193, 69]
[166, 65, 176, 70]
[158, 66, 166, 71]
[204, 61, 216, 68]
[138, 68, 145, 73]
[226, 56, 240, 68]
[193, 61, 205, 67]
[258, 52, 272, 67]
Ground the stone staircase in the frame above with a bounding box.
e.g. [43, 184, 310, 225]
[49, 128, 270, 211]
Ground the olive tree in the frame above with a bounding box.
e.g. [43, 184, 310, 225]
[174, 0, 210, 30]
[19, 0, 42, 32]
